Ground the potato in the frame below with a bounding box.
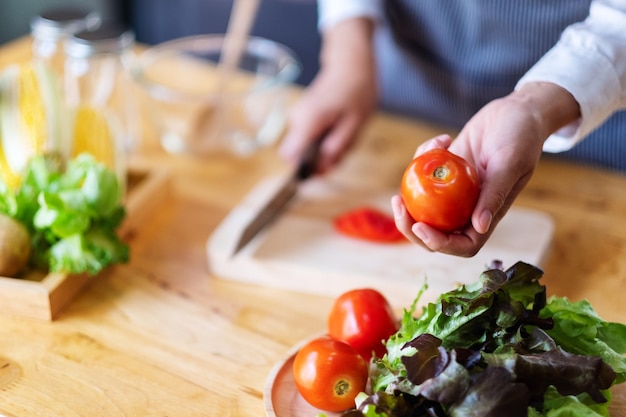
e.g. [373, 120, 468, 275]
[0, 213, 31, 277]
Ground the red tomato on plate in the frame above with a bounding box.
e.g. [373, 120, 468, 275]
[328, 288, 398, 360]
[401, 148, 480, 232]
[292, 336, 368, 412]
[333, 207, 405, 243]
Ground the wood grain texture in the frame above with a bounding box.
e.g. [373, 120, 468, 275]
[0, 37, 624, 416]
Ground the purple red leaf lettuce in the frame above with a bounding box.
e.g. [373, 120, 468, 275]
[348, 261, 626, 417]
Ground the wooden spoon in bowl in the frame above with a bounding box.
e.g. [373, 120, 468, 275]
[192, 0, 261, 152]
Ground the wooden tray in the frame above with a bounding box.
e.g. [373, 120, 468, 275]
[0, 166, 171, 321]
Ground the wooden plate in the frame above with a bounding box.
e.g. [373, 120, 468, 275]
[264, 335, 342, 417]
[264, 337, 626, 417]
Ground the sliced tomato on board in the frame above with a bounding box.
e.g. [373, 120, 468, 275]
[333, 207, 405, 243]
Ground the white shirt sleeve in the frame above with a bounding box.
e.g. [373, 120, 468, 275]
[317, 0, 383, 32]
[515, 0, 626, 153]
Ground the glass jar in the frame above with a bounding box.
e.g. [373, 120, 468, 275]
[0, 9, 101, 189]
[64, 23, 137, 192]
[30, 7, 101, 78]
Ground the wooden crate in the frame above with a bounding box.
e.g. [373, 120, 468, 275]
[0, 166, 171, 321]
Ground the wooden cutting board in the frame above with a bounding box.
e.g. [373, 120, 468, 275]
[206, 172, 554, 309]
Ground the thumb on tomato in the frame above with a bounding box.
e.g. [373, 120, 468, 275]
[413, 134, 453, 157]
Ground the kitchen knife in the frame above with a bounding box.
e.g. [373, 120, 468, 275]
[232, 136, 323, 255]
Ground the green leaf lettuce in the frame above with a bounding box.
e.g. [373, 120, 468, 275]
[0, 153, 128, 275]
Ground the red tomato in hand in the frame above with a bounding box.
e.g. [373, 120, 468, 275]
[328, 288, 398, 360]
[334, 207, 405, 243]
[292, 336, 368, 412]
[401, 148, 480, 232]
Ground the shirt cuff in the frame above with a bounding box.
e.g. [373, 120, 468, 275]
[516, 45, 619, 152]
[515, 1, 626, 153]
[317, 0, 383, 32]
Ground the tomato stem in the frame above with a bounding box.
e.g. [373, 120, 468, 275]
[335, 379, 350, 396]
[433, 166, 449, 180]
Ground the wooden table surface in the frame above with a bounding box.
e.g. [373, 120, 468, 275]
[0, 36, 625, 416]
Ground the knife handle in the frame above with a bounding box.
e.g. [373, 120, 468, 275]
[295, 135, 324, 180]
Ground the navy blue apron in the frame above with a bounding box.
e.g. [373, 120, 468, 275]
[375, 0, 626, 172]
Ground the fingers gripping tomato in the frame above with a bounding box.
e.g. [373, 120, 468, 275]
[292, 336, 368, 412]
[400, 148, 480, 232]
[328, 289, 398, 360]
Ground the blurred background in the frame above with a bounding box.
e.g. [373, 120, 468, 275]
[0, 0, 321, 85]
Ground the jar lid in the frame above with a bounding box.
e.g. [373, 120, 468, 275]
[64, 23, 135, 58]
[30, 7, 101, 40]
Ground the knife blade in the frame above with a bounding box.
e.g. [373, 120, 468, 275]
[232, 136, 324, 255]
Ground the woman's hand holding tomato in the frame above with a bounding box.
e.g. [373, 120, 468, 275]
[394, 127, 535, 255]
[393, 137, 481, 257]
[393, 87, 556, 257]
